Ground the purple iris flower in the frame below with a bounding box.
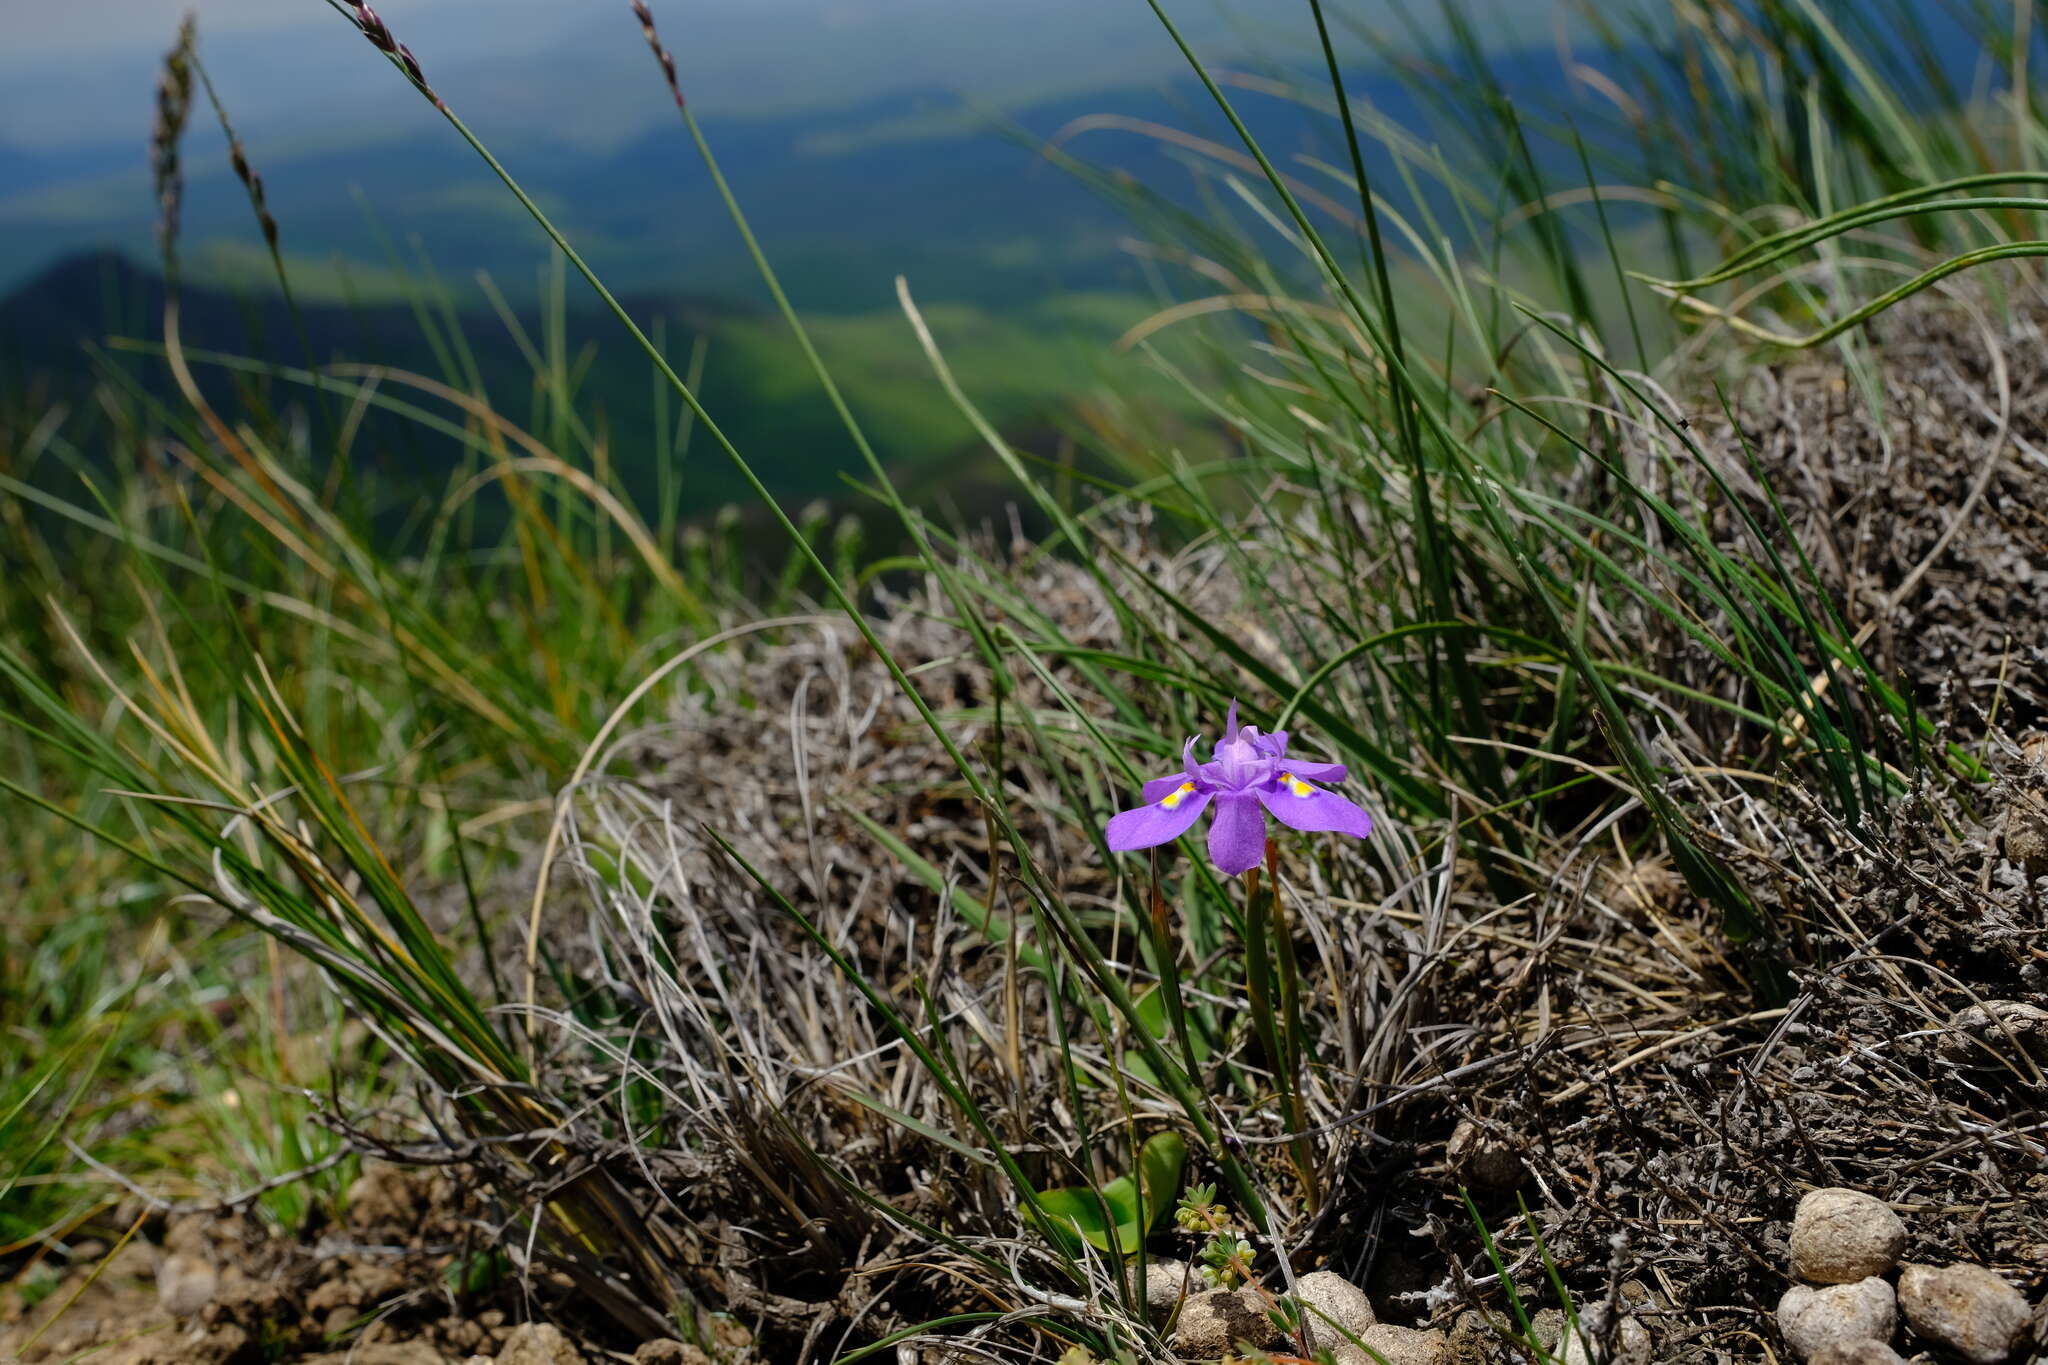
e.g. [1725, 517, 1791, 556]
[1104, 702, 1373, 877]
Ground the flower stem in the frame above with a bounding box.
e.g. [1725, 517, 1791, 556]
[1147, 852, 1202, 1086]
[1266, 842, 1320, 1210]
[1247, 847, 1320, 1211]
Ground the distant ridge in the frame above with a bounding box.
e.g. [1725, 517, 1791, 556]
[0, 250, 747, 391]
[0, 249, 158, 352]
[0, 251, 1087, 517]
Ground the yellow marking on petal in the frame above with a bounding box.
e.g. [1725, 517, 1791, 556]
[1281, 772, 1314, 798]
[1159, 780, 1197, 810]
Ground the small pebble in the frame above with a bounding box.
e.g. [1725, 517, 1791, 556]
[155, 1252, 218, 1317]
[1939, 1001, 2048, 1067]
[1555, 1306, 1651, 1365]
[496, 1324, 581, 1365]
[1529, 1307, 1566, 1342]
[1293, 1270, 1376, 1363]
[1125, 1257, 1193, 1324]
[1778, 1278, 1896, 1362]
[1898, 1262, 2032, 1364]
[1789, 1188, 1907, 1284]
[1356, 1323, 1449, 1365]
[632, 1342, 709, 1365]
[1806, 1341, 1907, 1365]
[1446, 1119, 1525, 1190]
[1169, 1288, 1281, 1358]
[2003, 803, 2048, 873]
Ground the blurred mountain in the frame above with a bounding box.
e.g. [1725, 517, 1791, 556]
[1, 80, 1222, 313]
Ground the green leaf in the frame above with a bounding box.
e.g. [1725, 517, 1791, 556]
[1135, 1131, 1188, 1231]
[1037, 1181, 1139, 1256]
[1035, 1132, 1188, 1255]
[445, 1249, 509, 1294]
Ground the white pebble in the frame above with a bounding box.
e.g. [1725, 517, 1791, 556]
[1169, 1288, 1281, 1358]
[1898, 1262, 2032, 1364]
[1789, 1188, 1907, 1283]
[1778, 1278, 1896, 1362]
[1806, 1340, 1907, 1365]
[1293, 1270, 1377, 1363]
[1355, 1323, 1448, 1365]
[155, 1252, 218, 1317]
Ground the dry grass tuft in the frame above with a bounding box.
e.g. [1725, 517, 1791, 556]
[494, 297, 2048, 1359]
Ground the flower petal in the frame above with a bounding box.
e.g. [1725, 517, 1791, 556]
[1277, 759, 1348, 783]
[1256, 729, 1290, 758]
[1258, 778, 1372, 838]
[1106, 787, 1212, 851]
[1140, 772, 1189, 803]
[1207, 791, 1267, 876]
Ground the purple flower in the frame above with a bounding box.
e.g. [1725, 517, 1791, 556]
[1104, 702, 1373, 877]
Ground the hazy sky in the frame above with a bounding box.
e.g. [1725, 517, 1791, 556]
[9, 0, 937, 55]
[2, 0, 1260, 146]
[13, 0, 319, 58]
[0, 1, 1587, 151]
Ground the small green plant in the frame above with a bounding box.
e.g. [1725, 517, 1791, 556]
[1176, 1182, 1255, 1290]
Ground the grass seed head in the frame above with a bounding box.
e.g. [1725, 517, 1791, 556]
[338, 0, 438, 107]
[150, 13, 197, 272]
[631, 0, 687, 110]
[195, 60, 280, 255]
